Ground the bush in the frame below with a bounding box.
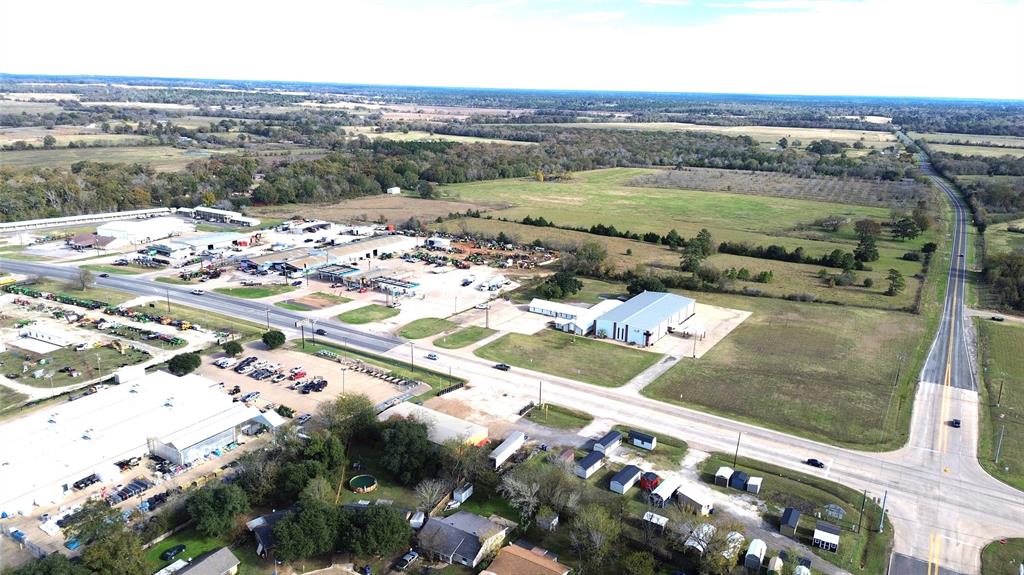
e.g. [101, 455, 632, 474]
[222, 340, 243, 357]
[262, 330, 286, 349]
[902, 252, 922, 261]
[168, 352, 201, 376]
[863, 277, 874, 288]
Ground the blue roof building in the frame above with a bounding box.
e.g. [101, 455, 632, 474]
[594, 291, 696, 347]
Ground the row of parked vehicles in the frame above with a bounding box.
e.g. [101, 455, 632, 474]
[106, 478, 154, 506]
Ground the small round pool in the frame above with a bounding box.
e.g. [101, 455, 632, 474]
[349, 474, 378, 493]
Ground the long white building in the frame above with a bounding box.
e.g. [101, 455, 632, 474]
[0, 371, 272, 516]
[594, 291, 696, 347]
[97, 217, 194, 244]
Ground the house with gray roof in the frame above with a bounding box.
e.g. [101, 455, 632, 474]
[176, 547, 240, 575]
[417, 511, 511, 568]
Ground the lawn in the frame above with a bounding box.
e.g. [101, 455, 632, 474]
[984, 218, 1024, 256]
[524, 403, 594, 430]
[511, 277, 627, 305]
[154, 302, 265, 340]
[644, 291, 928, 448]
[80, 264, 146, 275]
[213, 285, 296, 299]
[30, 278, 132, 306]
[274, 301, 313, 311]
[610, 425, 688, 470]
[981, 538, 1024, 575]
[0, 386, 28, 412]
[701, 453, 892, 575]
[433, 326, 496, 349]
[155, 276, 194, 285]
[977, 320, 1024, 491]
[0, 344, 151, 388]
[475, 329, 662, 387]
[295, 341, 463, 402]
[145, 528, 227, 572]
[398, 317, 457, 339]
[336, 304, 400, 324]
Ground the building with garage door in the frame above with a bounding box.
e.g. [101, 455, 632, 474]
[594, 291, 695, 347]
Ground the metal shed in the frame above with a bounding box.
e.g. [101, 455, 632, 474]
[746, 476, 763, 494]
[629, 430, 657, 450]
[594, 430, 622, 454]
[575, 451, 605, 479]
[715, 466, 734, 487]
[781, 507, 801, 538]
[729, 471, 750, 490]
[744, 539, 766, 570]
[609, 465, 642, 494]
[488, 431, 526, 469]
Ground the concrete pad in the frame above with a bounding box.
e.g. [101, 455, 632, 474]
[645, 302, 751, 359]
[7, 337, 63, 355]
[458, 301, 550, 335]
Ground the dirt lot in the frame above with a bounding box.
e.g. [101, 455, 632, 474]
[249, 196, 506, 225]
[198, 341, 423, 416]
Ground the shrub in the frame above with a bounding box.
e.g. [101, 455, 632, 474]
[168, 352, 201, 376]
[262, 330, 286, 349]
[222, 340, 243, 357]
[863, 277, 874, 288]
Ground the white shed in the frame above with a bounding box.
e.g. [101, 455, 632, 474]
[609, 465, 642, 494]
[744, 539, 767, 570]
[386, 186, 401, 195]
[648, 476, 682, 508]
[715, 466, 734, 487]
[746, 476, 763, 494]
[628, 430, 657, 450]
[488, 431, 526, 469]
[677, 484, 714, 516]
[575, 451, 604, 479]
[768, 556, 784, 574]
[426, 236, 452, 249]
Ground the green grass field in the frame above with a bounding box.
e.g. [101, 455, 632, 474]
[0, 386, 28, 412]
[701, 453, 892, 575]
[398, 317, 457, 339]
[525, 403, 594, 429]
[336, 304, 400, 324]
[157, 302, 265, 340]
[80, 264, 146, 275]
[644, 291, 927, 448]
[929, 143, 1024, 158]
[353, 129, 534, 146]
[909, 131, 1024, 149]
[144, 529, 227, 572]
[475, 329, 661, 387]
[0, 146, 243, 172]
[0, 345, 150, 388]
[977, 320, 1024, 491]
[30, 278, 132, 306]
[433, 326, 496, 349]
[984, 218, 1024, 256]
[213, 285, 296, 299]
[981, 539, 1024, 575]
[610, 425, 688, 469]
[154, 276, 193, 285]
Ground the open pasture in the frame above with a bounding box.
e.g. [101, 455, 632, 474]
[249, 195, 503, 225]
[910, 131, 1024, 149]
[0, 146, 242, 171]
[0, 100, 64, 114]
[527, 122, 897, 147]
[0, 125, 156, 147]
[346, 127, 533, 146]
[929, 143, 1024, 158]
[644, 291, 927, 448]
[629, 166, 930, 208]
[0, 92, 80, 101]
[984, 218, 1024, 255]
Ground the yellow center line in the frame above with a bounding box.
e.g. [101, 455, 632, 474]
[938, 215, 963, 453]
[928, 532, 936, 575]
[934, 533, 943, 575]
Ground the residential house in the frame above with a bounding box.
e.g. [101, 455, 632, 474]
[481, 544, 571, 575]
[176, 547, 241, 575]
[246, 511, 288, 558]
[418, 511, 511, 568]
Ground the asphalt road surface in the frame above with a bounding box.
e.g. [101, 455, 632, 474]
[2, 163, 1022, 574]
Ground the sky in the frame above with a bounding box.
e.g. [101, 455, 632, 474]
[2, 0, 1023, 99]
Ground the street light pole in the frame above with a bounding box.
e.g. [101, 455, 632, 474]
[342, 367, 346, 395]
[409, 343, 415, 372]
[266, 309, 270, 330]
[165, 289, 171, 313]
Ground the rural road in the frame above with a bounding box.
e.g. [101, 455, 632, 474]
[2, 163, 1022, 574]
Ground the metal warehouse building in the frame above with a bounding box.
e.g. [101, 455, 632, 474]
[0, 371, 274, 516]
[97, 217, 195, 244]
[594, 291, 695, 347]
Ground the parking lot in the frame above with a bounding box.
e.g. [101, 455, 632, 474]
[197, 341, 427, 417]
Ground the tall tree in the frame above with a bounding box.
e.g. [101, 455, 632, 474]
[570, 506, 621, 574]
[186, 483, 250, 538]
[886, 269, 906, 296]
[379, 419, 437, 485]
[80, 530, 147, 575]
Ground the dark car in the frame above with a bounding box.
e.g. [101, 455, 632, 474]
[991, 316, 1005, 322]
[493, 363, 511, 371]
[315, 328, 327, 336]
[98, 273, 109, 278]
[804, 458, 826, 469]
[951, 419, 962, 428]
[160, 544, 186, 561]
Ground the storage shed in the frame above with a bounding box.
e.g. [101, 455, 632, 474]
[715, 466, 734, 487]
[648, 476, 682, 508]
[684, 523, 716, 555]
[746, 476, 763, 495]
[575, 451, 604, 479]
[812, 521, 841, 553]
[677, 484, 714, 516]
[594, 430, 622, 454]
[768, 556, 784, 574]
[609, 465, 642, 494]
[795, 566, 812, 575]
[744, 539, 766, 570]
[729, 471, 750, 490]
[426, 236, 452, 249]
[642, 511, 668, 534]
[488, 431, 525, 469]
[386, 186, 401, 195]
[453, 483, 474, 504]
[629, 430, 657, 450]
[780, 507, 801, 537]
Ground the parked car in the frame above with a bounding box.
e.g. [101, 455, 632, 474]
[990, 316, 1005, 322]
[160, 544, 186, 561]
[315, 329, 327, 336]
[493, 363, 511, 371]
[228, 385, 241, 395]
[950, 419, 962, 428]
[395, 551, 419, 571]
[426, 353, 438, 360]
[804, 458, 826, 469]
[292, 280, 303, 286]
[271, 373, 287, 383]
[475, 303, 490, 310]
[190, 289, 204, 295]
[296, 413, 313, 425]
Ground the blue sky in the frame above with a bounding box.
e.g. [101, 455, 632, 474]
[2, 0, 1023, 99]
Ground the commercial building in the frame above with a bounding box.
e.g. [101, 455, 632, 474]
[174, 232, 250, 252]
[193, 206, 260, 227]
[609, 465, 642, 494]
[418, 511, 510, 568]
[0, 371, 272, 515]
[18, 325, 76, 348]
[594, 291, 696, 347]
[377, 403, 488, 446]
[68, 233, 121, 251]
[482, 544, 571, 575]
[527, 298, 622, 336]
[812, 521, 841, 552]
[256, 234, 422, 277]
[0, 208, 172, 233]
[97, 217, 195, 244]
[489, 431, 526, 469]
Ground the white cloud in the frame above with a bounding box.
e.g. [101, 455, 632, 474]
[0, 0, 1021, 99]
[637, 0, 692, 6]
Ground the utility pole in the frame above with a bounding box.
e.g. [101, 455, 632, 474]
[994, 424, 1006, 464]
[165, 289, 171, 313]
[538, 380, 543, 406]
[300, 324, 305, 349]
[342, 367, 346, 395]
[878, 490, 888, 532]
[485, 306, 490, 329]
[409, 342, 415, 372]
[997, 379, 1004, 406]
[856, 489, 868, 533]
[265, 309, 270, 330]
[732, 432, 742, 467]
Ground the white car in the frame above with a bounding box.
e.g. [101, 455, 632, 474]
[190, 289, 204, 295]
[475, 303, 490, 310]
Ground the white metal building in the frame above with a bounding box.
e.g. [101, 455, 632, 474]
[386, 187, 401, 195]
[594, 291, 696, 347]
[677, 484, 715, 516]
[426, 237, 452, 249]
[0, 208, 172, 233]
[97, 217, 195, 244]
[528, 298, 622, 336]
[0, 371, 265, 515]
[377, 403, 488, 446]
[648, 476, 682, 508]
[609, 465, 642, 494]
[175, 232, 249, 252]
[18, 326, 76, 348]
[488, 431, 525, 468]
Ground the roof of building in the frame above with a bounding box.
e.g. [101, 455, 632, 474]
[746, 538, 767, 557]
[629, 430, 656, 443]
[378, 403, 488, 446]
[781, 507, 801, 528]
[419, 512, 506, 562]
[611, 465, 642, 485]
[250, 234, 416, 268]
[483, 544, 571, 575]
[528, 298, 587, 318]
[650, 476, 682, 499]
[0, 371, 261, 512]
[97, 217, 193, 236]
[175, 232, 248, 248]
[596, 430, 621, 447]
[595, 291, 695, 329]
[731, 471, 750, 482]
[489, 431, 526, 461]
[247, 511, 288, 552]
[716, 466, 734, 477]
[176, 547, 241, 575]
[71, 233, 117, 248]
[643, 511, 668, 527]
[815, 521, 841, 536]
[194, 206, 241, 217]
[577, 451, 604, 470]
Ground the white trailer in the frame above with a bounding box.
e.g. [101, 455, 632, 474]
[488, 431, 526, 468]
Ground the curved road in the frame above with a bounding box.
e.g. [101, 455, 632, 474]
[2, 164, 1021, 573]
